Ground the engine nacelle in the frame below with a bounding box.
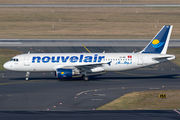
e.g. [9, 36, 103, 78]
[56, 68, 73, 78]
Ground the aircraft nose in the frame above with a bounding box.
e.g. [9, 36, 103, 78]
[3, 62, 10, 70]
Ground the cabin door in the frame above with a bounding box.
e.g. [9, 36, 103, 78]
[138, 55, 143, 65]
[24, 55, 30, 66]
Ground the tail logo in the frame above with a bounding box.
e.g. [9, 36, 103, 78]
[61, 72, 66, 77]
[151, 39, 164, 48]
[61, 72, 65, 75]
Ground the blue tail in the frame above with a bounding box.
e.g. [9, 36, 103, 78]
[141, 25, 173, 54]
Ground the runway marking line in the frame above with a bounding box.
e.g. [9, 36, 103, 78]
[149, 88, 160, 90]
[83, 45, 91, 53]
[0, 80, 44, 86]
[114, 71, 156, 77]
[76, 89, 106, 96]
[174, 109, 180, 115]
[76, 90, 95, 96]
[137, 68, 158, 70]
[91, 99, 103, 101]
[94, 94, 105, 96]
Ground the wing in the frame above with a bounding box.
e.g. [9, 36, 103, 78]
[53, 61, 112, 73]
[73, 61, 111, 70]
[60, 61, 112, 71]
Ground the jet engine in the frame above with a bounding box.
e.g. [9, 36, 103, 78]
[55, 68, 74, 78]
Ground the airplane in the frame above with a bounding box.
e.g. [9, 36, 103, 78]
[3, 25, 175, 81]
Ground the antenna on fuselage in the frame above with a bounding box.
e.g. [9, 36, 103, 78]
[132, 49, 136, 53]
[28, 51, 30, 54]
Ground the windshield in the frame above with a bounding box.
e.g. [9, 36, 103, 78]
[10, 58, 18, 62]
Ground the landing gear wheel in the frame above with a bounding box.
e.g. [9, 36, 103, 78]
[25, 72, 30, 81]
[84, 76, 89, 81]
[82, 75, 89, 81]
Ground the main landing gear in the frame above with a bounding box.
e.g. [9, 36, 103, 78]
[25, 72, 30, 81]
[82, 74, 89, 81]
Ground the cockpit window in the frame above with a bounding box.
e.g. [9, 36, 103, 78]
[10, 59, 14, 61]
[10, 58, 19, 62]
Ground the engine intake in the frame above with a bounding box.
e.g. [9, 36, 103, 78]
[56, 68, 73, 78]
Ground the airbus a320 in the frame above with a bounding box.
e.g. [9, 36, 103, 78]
[3, 25, 175, 81]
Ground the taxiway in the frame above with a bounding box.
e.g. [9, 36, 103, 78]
[0, 46, 179, 111]
[0, 46, 180, 119]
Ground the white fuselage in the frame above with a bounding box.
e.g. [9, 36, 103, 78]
[3, 53, 175, 73]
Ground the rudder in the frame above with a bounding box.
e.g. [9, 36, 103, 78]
[141, 25, 173, 54]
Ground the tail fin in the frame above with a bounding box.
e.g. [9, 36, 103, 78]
[140, 25, 173, 54]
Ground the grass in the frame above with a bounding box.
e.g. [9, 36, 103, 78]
[0, 0, 180, 4]
[97, 90, 180, 110]
[0, 48, 22, 71]
[0, 7, 180, 39]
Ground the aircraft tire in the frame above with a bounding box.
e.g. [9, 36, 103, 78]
[82, 75, 89, 81]
[84, 76, 89, 81]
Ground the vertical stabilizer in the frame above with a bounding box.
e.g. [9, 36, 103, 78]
[141, 25, 173, 54]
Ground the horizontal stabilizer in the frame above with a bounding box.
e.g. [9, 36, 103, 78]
[152, 54, 175, 62]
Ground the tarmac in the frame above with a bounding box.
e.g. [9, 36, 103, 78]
[0, 46, 180, 119]
[0, 110, 180, 120]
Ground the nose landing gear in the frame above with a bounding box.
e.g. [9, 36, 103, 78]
[25, 72, 30, 81]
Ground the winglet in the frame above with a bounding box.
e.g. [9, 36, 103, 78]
[140, 25, 173, 54]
